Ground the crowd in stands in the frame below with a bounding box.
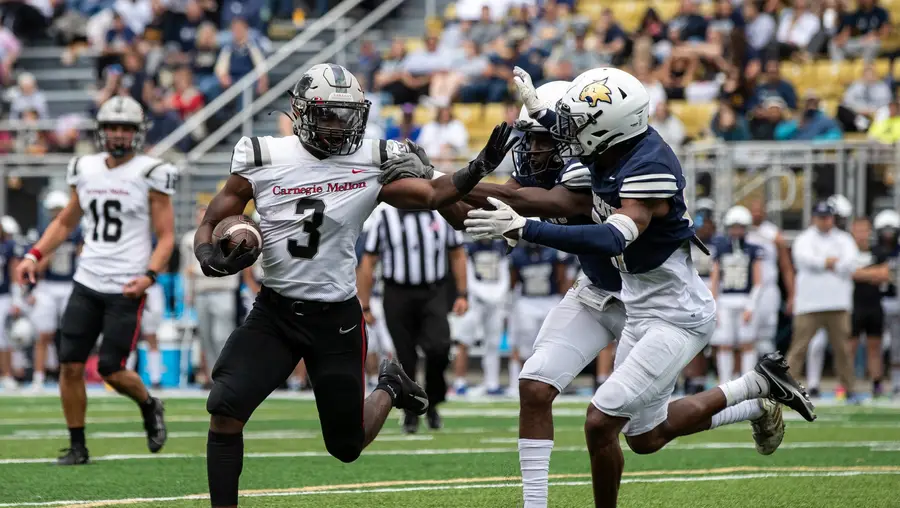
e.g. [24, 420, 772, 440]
[356, 0, 900, 158]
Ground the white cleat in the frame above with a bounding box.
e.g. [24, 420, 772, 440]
[750, 398, 784, 455]
[28, 382, 44, 394]
[1, 377, 18, 392]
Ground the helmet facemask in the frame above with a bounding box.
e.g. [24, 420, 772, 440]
[96, 122, 145, 158]
[290, 94, 370, 157]
[552, 100, 615, 160]
[512, 123, 564, 185]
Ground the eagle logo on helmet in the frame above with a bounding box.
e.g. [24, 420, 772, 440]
[579, 79, 612, 107]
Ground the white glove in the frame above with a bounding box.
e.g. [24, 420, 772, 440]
[464, 197, 526, 249]
[513, 66, 545, 117]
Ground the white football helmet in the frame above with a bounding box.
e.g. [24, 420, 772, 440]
[513, 80, 571, 181]
[553, 67, 650, 158]
[724, 205, 753, 227]
[43, 190, 70, 211]
[874, 209, 900, 230]
[290, 63, 369, 156]
[1, 215, 20, 237]
[96, 95, 148, 157]
[827, 194, 853, 219]
[8, 317, 36, 349]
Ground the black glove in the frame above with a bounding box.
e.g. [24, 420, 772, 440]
[195, 238, 260, 277]
[452, 122, 518, 194]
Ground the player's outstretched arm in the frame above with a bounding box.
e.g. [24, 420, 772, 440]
[465, 183, 592, 219]
[439, 178, 522, 230]
[17, 188, 83, 284]
[193, 175, 259, 277]
[379, 123, 517, 210]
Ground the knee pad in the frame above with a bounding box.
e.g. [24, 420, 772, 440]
[206, 383, 243, 422]
[97, 355, 125, 377]
[591, 377, 636, 419]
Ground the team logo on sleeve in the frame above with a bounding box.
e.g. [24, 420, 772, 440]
[579, 79, 612, 107]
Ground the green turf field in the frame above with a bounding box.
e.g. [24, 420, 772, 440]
[1, 393, 899, 507]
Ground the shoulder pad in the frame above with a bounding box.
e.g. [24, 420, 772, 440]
[66, 156, 82, 186]
[558, 160, 591, 190]
[231, 136, 272, 175]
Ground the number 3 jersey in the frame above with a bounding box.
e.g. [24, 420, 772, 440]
[66, 153, 177, 293]
[231, 135, 406, 302]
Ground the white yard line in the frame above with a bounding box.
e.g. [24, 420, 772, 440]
[0, 469, 897, 507]
[1, 440, 898, 465]
[0, 430, 434, 442]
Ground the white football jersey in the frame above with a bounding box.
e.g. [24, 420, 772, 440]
[67, 153, 177, 293]
[747, 220, 780, 287]
[232, 135, 407, 302]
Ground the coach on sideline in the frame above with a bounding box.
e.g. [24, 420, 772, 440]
[786, 201, 858, 399]
[358, 205, 469, 434]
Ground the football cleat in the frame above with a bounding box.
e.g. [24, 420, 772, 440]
[426, 407, 443, 430]
[57, 445, 90, 466]
[755, 352, 816, 422]
[750, 398, 784, 455]
[402, 411, 419, 434]
[379, 359, 429, 415]
[143, 397, 168, 453]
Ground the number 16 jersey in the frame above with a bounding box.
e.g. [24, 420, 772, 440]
[66, 153, 177, 293]
[231, 135, 407, 302]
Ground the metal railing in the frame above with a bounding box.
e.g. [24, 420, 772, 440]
[147, 0, 368, 157]
[185, 0, 405, 160]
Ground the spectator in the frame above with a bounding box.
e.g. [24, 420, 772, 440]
[775, 90, 843, 141]
[14, 109, 52, 155]
[710, 102, 752, 141]
[787, 201, 858, 401]
[650, 100, 686, 149]
[356, 39, 382, 90]
[637, 8, 669, 63]
[113, 0, 153, 36]
[163, 0, 208, 57]
[868, 98, 900, 144]
[548, 25, 605, 76]
[220, 0, 268, 34]
[591, 9, 628, 66]
[829, 0, 889, 62]
[743, 0, 777, 52]
[440, 20, 474, 53]
[503, 100, 518, 125]
[749, 59, 798, 111]
[144, 90, 188, 151]
[668, 0, 709, 44]
[708, 0, 744, 36]
[749, 95, 787, 140]
[657, 53, 698, 100]
[469, 6, 503, 47]
[214, 17, 269, 95]
[7, 72, 48, 119]
[52, 114, 84, 153]
[531, 3, 568, 49]
[121, 50, 154, 108]
[384, 103, 421, 142]
[0, 26, 20, 86]
[458, 38, 526, 103]
[774, 0, 821, 60]
[416, 104, 469, 162]
[429, 40, 488, 103]
[191, 21, 220, 100]
[373, 39, 417, 104]
[97, 11, 137, 79]
[719, 67, 755, 114]
[398, 35, 445, 103]
[166, 66, 204, 119]
[715, 29, 761, 82]
[837, 63, 892, 133]
[632, 57, 667, 116]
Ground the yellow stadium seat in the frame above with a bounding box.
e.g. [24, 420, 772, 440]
[650, 0, 679, 21]
[608, 1, 648, 33]
[404, 38, 424, 53]
[814, 61, 860, 99]
[578, 2, 603, 21]
[483, 103, 507, 124]
[413, 106, 434, 126]
[443, 2, 456, 20]
[668, 101, 716, 139]
[380, 105, 402, 124]
[452, 103, 482, 126]
[874, 58, 892, 78]
[820, 99, 839, 118]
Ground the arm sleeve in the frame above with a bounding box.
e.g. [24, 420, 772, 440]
[145, 161, 178, 195]
[522, 219, 626, 256]
[66, 156, 81, 187]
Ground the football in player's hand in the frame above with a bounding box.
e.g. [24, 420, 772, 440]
[213, 215, 263, 255]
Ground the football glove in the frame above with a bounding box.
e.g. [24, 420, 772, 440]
[464, 197, 526, 249]
[513, 66, 546, 117]
[196, 238, 260, 277]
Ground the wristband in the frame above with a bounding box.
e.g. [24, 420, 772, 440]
[456, 291, 468, 299]
[23, 253, 38, 264]
[362, 306, 371, 312]
[26, 248, 42, 262]
[451, 160, 489, 194]
[145, 270, 158, 284]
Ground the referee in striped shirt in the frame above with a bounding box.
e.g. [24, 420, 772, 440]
[358, 205, 469, 434]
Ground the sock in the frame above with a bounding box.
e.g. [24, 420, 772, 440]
[716, 350, 735, 384]
[453, 377, 467, 389]
[709, 399, 764, 430]
[148, 350, 162, 385]
[807, 331, 827, 390]
[740, 350, 757, 376]
[69, 427, 86, 448]
[207, 431, 244, 507]
[519, 438, 553, 508]
[32, 371, 45, 386]
[719, 371, 769, 406]
[139, 396, 156, 420]
[509, 358, 521, 387]
[483, 349, 501, 391]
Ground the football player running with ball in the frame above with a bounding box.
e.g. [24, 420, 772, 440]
[194, 63, 515, 508]
[16, 96, 175, 465]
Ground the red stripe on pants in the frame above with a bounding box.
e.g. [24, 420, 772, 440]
[121, 296, 146, 367]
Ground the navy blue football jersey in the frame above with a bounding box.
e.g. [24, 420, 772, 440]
[0, 239, 21, 295]
[874, 244, 899, 298]
[514, 158, 622, 292]
[467, 239, 509, 282]
[713, 237, 763, 294]
[589, 127, 696, 274]
[42, 227, 82, 282]
[511, 244, 564, 297]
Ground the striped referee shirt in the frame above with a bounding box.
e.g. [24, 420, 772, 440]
[364, 206, 464, 286]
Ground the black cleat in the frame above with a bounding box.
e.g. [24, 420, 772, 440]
[402, 411, 419, 434]
[143, 397, 168, 453]
[426, 407, 442, 430]
[57, 445, 89, 466]
[378, 359, 429, 415]
[755, 353, 816, 422]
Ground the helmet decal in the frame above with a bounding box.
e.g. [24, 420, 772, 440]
[579, 78, 612, 107]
